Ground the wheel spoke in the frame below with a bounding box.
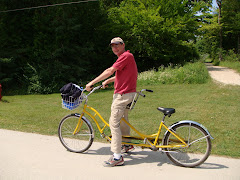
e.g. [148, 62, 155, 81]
[164, 123, 211, 167]
[188, 135, 210, 146]
[58, 115, 94, 153]
[188, 125, 191, 144]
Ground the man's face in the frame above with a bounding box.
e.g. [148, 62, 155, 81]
[111, 43, 125, 57]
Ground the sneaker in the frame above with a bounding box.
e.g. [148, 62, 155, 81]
[103, 155, 124, 167]
[121, 145, 134, 153]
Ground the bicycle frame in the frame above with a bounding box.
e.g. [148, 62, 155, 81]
[78, 102, 188, 150]
[59, 85, 213, 167]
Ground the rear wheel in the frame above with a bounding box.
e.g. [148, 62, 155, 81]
[58, 114, 94, 153]
[163, 123, 211, 167]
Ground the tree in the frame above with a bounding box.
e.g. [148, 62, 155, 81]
[221, 0, 240, 57]
[0, 0, 217, 94]
[0, 58, 18, 90]
[216, 0, 223, 61]
[196, 0, 240, 61]
[0, 0, 112, 94]
[104, 0, 210, 71]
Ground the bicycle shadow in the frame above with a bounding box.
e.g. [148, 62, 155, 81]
[123, 150, 172, 167]
[87, 147, 228, 170]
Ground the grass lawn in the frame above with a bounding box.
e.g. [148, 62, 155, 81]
[0, 82, 239, 158]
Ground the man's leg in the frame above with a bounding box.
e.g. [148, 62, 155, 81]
[120, 109, 130, 142]
[109, 93, 135, 154]
[104, 93, 135, 167]
[120, 108, 135, 153]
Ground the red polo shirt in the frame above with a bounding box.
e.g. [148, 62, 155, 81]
[112, 50, 138, 94]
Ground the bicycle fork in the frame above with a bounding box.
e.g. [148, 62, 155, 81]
[73, 113, 84, 135]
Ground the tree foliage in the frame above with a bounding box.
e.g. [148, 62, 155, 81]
[221, 0, 240, 54]
[196, 0, 240, 61]
[1, 0, 235, 95]
[104, 0, 204, 70]
[0, 0, 112, 94]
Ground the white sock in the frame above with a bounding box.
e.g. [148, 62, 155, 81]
[113, 153, 121, 160]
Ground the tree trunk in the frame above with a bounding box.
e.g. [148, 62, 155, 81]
[217, 0, 223, 61]
[238, 34, 240, 60]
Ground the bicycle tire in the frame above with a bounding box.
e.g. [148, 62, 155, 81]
[58, 114, 94, 153]
[163, 122, 211, 167]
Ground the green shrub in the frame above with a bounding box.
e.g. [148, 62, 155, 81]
[223, 49, 239, 62]
[138, 62, 210, 85]
[213, 60, 220, 66]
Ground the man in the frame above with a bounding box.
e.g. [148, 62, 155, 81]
[86, 37, 138, 167]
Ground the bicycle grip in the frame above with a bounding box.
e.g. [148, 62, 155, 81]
[139, 92, 145, 97]
[146, 89, 153, 92]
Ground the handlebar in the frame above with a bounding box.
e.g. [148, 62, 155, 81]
[139, 89, 153, 97]
[145, 89, 153, 92]
[82, 85, 103, 97]
[82, 85, 153, 99]
[81, 85, 153, 110]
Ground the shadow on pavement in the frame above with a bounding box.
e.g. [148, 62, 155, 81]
[86, 146, 228, 169]
[196, 162, 228, 170]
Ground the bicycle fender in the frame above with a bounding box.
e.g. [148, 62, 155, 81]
[164, 120, 214, 139]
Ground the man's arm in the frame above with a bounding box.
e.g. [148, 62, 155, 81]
[102, 76, 115, 88]
[86, 66, 117, 91]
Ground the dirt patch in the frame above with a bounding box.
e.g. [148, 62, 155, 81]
[206, 63, 240, 86]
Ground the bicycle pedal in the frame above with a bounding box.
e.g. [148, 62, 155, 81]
[100, 133, 105, 138]
[143, 138, 148, 144]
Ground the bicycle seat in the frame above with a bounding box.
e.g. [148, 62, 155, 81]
[157, 107, 175, 116]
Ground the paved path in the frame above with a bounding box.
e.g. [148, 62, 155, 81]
[0, 129, 239, 180]
[206, 63, 240, 85]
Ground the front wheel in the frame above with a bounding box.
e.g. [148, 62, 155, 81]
[58, 114, 94, 153]
[163, 122, 211, 167]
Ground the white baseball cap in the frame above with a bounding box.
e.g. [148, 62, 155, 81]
[110, 37, 124, 45]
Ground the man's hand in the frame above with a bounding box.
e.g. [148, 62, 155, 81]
[102, 80, 108, 89]
[85, 67, 116, 91]
[86, 82, 94, 92]
[102, 76, 115, 89]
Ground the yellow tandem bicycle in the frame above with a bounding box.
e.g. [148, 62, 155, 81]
[58, 85, 213, 167]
